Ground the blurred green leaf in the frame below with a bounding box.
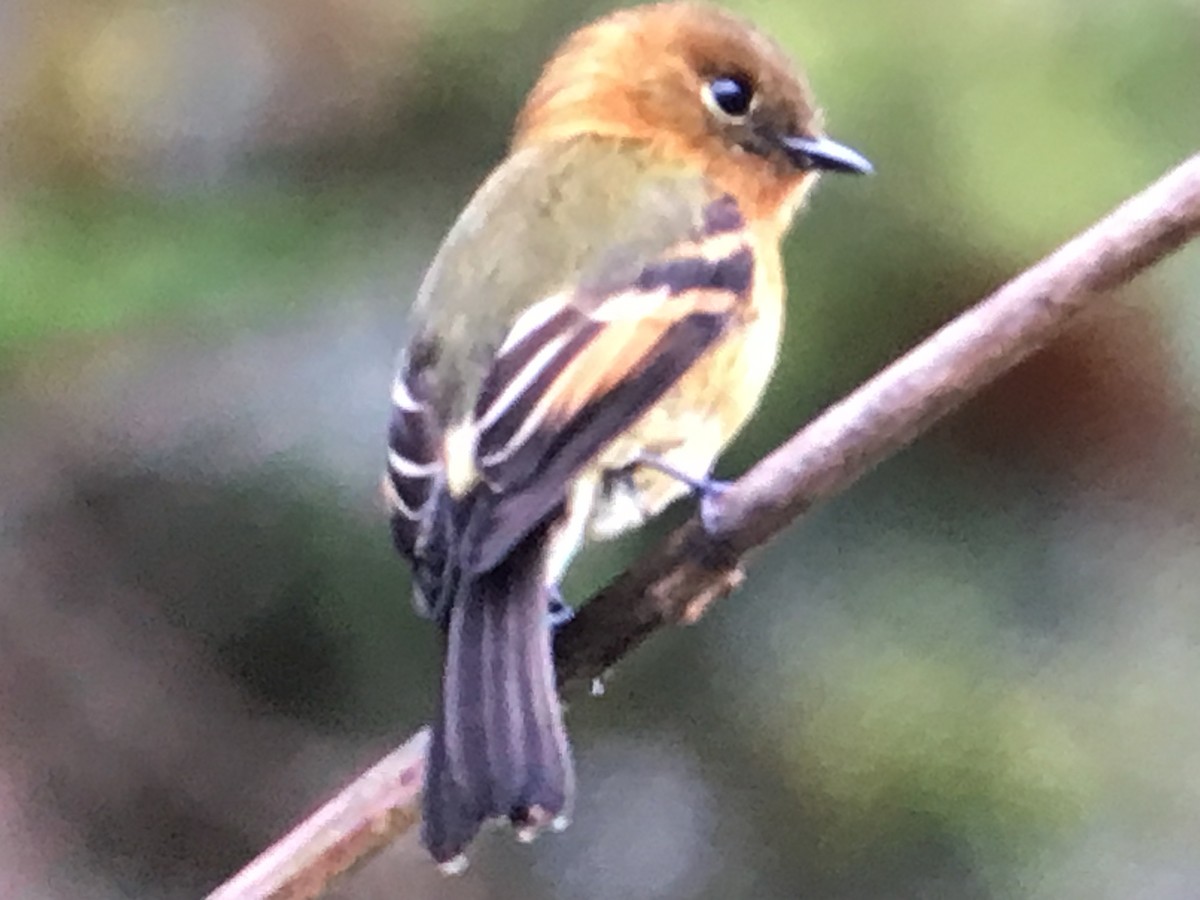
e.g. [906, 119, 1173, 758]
[0, 188, 369, 363]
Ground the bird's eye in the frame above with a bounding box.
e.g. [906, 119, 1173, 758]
[705, 76, 754, 119]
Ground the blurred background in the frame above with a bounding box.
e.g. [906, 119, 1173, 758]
[0, 0, 1198, 897]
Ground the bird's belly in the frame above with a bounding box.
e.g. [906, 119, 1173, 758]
[586, 304, 782, 539]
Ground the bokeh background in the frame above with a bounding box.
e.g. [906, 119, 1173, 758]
[1, 0, 1198, 897]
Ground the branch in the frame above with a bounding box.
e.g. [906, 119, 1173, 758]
[209, 154, 1200, 900]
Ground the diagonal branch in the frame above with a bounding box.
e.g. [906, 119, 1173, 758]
[209, 153, 1200, 900]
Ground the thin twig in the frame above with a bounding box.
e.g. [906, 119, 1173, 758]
[209, 153, 1200, 900]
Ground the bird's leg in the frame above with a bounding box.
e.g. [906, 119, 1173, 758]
[547, 584, 574, 629]
[632, 453, 730, 496]
[631, 452, 732, 534]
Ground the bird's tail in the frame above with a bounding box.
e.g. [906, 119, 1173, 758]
[421, 524, 574, 866]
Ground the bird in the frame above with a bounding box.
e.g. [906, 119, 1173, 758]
[383, 0, 871, 868]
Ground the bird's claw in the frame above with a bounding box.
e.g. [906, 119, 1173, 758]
[547, 585, 574, 629]
[631, 453, 732, 536]
[697, 478, 732, 535]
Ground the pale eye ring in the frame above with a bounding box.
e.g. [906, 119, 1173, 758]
[703, 75, 754, 120]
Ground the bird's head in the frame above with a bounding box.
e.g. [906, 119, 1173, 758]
[514, 2, 871, 225]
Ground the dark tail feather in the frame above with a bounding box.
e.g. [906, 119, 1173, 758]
[421, 527, 574, 865]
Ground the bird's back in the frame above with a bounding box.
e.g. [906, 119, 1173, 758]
[403, 136, 718, 426]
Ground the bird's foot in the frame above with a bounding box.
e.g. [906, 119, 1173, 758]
[632, 453, 731, 534]
[547, 584, 574, 629]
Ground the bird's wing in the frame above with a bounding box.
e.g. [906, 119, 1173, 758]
[385, 143, 756, 597]
[462, 194, 754, 573]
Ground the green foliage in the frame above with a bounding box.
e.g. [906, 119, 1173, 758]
[1, 0, 1197, 894]
[0, 189, 363, 364]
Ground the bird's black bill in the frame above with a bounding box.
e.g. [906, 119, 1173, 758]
[782, 134, 873, 174]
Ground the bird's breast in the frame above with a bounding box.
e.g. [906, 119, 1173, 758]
[587, 238, 786, 538]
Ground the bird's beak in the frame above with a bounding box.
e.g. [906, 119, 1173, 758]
[781, 134, 873, 175]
